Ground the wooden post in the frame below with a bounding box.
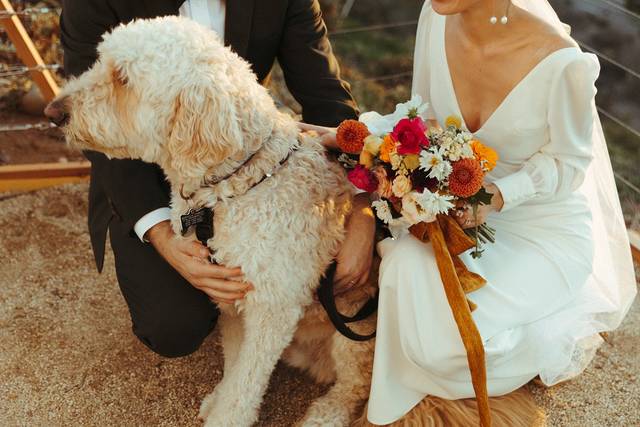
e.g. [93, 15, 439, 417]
[0, 0, 59, 102]
[0, 162, 91, 192]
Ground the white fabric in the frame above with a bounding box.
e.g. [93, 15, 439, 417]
[179, 0, 226, 36]
[367, 2, 637, 425]
[134, 207, 173, 242]
[133, 0, 226, 242]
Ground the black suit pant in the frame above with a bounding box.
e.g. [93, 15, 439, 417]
[108, 219, 219, 357]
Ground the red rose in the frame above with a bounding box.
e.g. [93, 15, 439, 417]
[391, 118, 429, 155]
[348, 165, 378, 193]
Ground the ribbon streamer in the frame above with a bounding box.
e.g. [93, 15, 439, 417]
[410, 215, 490, 427]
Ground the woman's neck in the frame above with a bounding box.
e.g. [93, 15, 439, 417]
[453, 0, 516, 48]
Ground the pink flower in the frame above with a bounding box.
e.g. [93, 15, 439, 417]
[348, 165, 378, 193]
[371, 166, 393, 198]
[391, 118, 429, 155]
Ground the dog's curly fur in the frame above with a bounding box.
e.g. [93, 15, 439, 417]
[55, 16, 537, 427]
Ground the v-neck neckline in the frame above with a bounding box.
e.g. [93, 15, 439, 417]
[440, 14, 577, 135]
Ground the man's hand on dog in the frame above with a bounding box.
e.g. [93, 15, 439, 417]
[147, 221, 253, 305]
[333, 193, 376, 295]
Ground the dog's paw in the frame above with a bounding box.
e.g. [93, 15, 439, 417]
[198, 391, 218, 422]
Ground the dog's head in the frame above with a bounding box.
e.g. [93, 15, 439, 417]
[46, 16, 279, 182]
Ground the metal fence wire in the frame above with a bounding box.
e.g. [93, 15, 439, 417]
[0, 7, 58, 18]
[0, 63, 60, 78]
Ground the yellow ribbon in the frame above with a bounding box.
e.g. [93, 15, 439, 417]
[410, 215, 491, 427]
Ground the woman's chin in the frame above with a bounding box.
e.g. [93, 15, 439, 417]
[431, 0, 477, 15]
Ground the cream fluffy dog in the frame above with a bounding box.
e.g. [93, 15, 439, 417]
[52, 17, 377, 426]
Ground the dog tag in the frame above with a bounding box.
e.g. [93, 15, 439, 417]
[180, 207, 214, 240]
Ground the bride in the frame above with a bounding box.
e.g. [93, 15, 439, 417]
[304, 0, 636, 424]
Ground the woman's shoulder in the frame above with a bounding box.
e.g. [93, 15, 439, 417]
[519, 16, 599, 83]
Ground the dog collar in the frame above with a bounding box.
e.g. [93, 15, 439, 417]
[179, 141, 299, 245]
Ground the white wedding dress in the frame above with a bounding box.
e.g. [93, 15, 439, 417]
[367, 2, 637, 425]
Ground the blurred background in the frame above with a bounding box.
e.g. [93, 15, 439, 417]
[0, 0, 638, 230]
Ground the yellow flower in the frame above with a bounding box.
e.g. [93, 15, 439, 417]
[403, 154, 420, 171]
[359, 150, 374, 169]
[471, 140, 499, 171]
[445, 115, 462, 129]
[379, 135, 396, 163]
[363, 135, 384, 156]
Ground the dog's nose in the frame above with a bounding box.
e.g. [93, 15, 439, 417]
[44, 98, 70, 127]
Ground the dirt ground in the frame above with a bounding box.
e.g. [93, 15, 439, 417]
[0, 184, 638, 427]
[0, 112, 84, 165]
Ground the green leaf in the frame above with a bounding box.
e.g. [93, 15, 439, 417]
[467, 187, 493, 206]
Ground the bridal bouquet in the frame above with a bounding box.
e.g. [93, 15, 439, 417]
[336, 95, 499, 258]
[336, 96, 499, 424]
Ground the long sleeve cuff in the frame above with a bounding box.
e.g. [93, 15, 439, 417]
[492, 169, 536, 212]
[133, 207, 172, 242]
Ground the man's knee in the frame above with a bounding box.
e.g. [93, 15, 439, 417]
[133, 306, 219, 358]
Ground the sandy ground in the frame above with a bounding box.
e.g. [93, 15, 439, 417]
[0, 184, 638, 427]
[0, 112, 85, 165]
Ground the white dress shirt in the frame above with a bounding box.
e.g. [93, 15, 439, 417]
[133, 0, 226, 242]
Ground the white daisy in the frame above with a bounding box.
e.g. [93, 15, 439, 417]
[416, 190, 455, 216]
[372, 200, 393, 224]
[419, 147, 453, 181]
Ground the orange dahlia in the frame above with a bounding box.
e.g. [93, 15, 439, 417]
[471, 140, 499, 171]
[448, 158, 484, 198]
[337, 120, 370, 154]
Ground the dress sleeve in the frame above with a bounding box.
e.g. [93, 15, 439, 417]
[493, 52, 600, 212]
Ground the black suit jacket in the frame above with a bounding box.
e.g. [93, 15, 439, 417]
[61, 0, 358, 271]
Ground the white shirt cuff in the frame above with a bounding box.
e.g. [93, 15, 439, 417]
[133, 207, 172, 242]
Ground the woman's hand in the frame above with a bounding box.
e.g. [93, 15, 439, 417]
[297, 122, 338, 150]
[455, 183, 504, 229]
[333, 193, 376, 295]
[147, 221, 254, 305]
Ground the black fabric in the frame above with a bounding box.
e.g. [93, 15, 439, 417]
[317, 262, 378, 341]
[60, 0, 359, 271]
[109, 219, 219, 358]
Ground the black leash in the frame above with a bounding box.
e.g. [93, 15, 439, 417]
[317, 261, 378, 341]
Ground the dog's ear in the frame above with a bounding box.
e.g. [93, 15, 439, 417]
[166, 80, 243, 179]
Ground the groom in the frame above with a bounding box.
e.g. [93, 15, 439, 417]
[61, 0, 359, 357]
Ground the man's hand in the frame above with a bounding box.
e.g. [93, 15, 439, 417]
[297, 122, 338, 150]
[146, 221, 253, 305]
[333, 193, 376, 295]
